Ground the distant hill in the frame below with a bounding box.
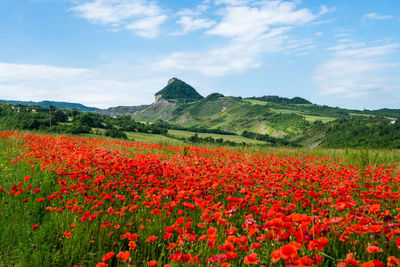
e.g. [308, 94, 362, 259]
[0, 100, 100, 112]
[247, 95, 311, 104]
[3, 77, 400, 149]
[99, 78, 400, 148]
[155, 78, 204, 103]
[315, 116, 400, 149]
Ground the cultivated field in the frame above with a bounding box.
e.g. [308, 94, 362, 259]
[0, 132, 400, 266]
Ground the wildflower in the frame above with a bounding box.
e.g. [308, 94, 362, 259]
[280, 244, 298, 260]
[366, 245, 382, 253]
[244, 253, 260, 264]
[116, 251, 130, 262]
[147, 236, 157, 243]
[64, 230, 72, 239]
[298, 256, 313, 266]
[102, 252, 115, 262]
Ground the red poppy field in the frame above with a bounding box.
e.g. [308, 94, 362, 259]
[0, 132, 400, 266]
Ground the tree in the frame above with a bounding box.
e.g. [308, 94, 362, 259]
[54, 110, 68, 122]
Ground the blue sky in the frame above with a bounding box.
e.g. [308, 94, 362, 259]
[0, 0, 399, 109]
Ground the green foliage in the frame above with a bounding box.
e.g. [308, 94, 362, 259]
[242, 130, 300, 147]
[1, 97, 400, 149]
[0, 104, 53, 130]
[362, 108, 400, 118]
[74, 112, 103, 128]
[54, 110, 68, 123]
[0, 100, 100, 112]
[185, 133, 242, 146]
[247, 95, 311, 104]
[104, 127, 127, 139]
[155, 78, 203, 103]
[319, 117, 400, 148]
[205, 93, 224, 101]
[68, 123, 92, 135]
[0, 103, 168, 137]
[153, 120, 236, 135]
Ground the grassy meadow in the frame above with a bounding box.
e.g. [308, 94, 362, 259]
[1, 131, 400, 267]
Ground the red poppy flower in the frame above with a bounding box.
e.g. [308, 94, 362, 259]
[280, 244, 298, 260]
[116, 251, 130, 262]
[102, 252, 115, 262]
[244, 253, 260, 264]
[366, 245, 382, 253]
[207, 227, 217, 235]
[298, 256, 313, 267]
[147, 236, 157, 243]
[148, 260, 158, 266]
[387, 256, 400, 266]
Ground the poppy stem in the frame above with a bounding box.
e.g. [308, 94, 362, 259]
[318, 251, 339, 262]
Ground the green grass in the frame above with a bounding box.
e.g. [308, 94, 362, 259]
[238, 145, 400, 166]
[243, 99, 269, 105]
[349, 113, 397, 121]
[243, 100, 336, 124]
[167, 129, 268, 144]
[125, 131, 183, 145]
[304, 115, 336, 123]
[1, 132, 400, 266]
[87, 128, 183, 145]
[272, 109, 302, 114]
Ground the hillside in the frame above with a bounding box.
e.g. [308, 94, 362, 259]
[319, 117, 400, 149]
[0, 100, 100, 112]
[99, 78, 400, 141]
[2, 78, 399, 149]
[155, 78, 203, 103]
[1, 97, 400, 149]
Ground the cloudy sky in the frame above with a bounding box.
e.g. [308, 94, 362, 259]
[0, 0, 399, 109]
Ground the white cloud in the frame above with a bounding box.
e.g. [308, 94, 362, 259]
[318, 4, 335, 16]
[285, 38, 316, 55]
[172, 1, 215, 35]
[314, 43, 399, 98]
[157, 0, 322, 76]
[0, 62, 168, 108]
[154, 42, 263, 76]
[363, 13, 394, 20]
[177, 1, 211, 16]
[69, 0, 328, 77]
[334, 33, 351, 38]
[335, 43, 398, 58]
[207, 1, 316, 41]
[325, 41, 365, 51]
[126, 14, 167, 38]
[0, 63, 90, 82]
[70, 0, 166, 38]
[171, 16, 216, 35]
[214, 0, 250, 6]
[156, 26, 290, 76]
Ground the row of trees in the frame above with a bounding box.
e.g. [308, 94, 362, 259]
[153, 120, 236, 135]
[0, 104, 167, 138]
[242, 130, 300, 147]
[320, 117, 400, 148]
[1, 103, 399, 148]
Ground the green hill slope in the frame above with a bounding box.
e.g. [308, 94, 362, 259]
[155, 78, 203, 103]
[0, 100, 100, 112]
[98, 78, 400, 146]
